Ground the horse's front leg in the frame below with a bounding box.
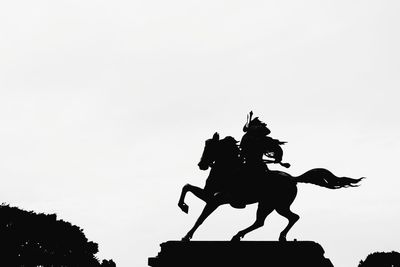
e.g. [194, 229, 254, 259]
[178, 184, 211, 214]
[182, 193, 227, 241]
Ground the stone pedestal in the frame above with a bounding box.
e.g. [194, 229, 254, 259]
[149, 241, 334, 267]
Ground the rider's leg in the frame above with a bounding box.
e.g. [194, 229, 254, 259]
[275, 207, 299, 241]
[231, 203, 274, 241]
[182, 193, 228, 241]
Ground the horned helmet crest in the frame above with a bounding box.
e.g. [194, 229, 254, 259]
[243, 111, 271, 135]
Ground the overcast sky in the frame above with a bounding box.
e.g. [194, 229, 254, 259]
[1, 1, 399, 266]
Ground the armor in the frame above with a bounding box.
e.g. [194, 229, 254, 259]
[240, 112, 286, 171]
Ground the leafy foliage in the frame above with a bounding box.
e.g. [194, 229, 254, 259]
[358, 251, 400, 267]
[0, 203, 115, 266]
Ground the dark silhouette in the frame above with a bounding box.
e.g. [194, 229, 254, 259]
[358, 251, 400, 267]
[0, 203, 115, 266]
[149, 241, 334, 267]
[178, 130, 364, 241]
[241, 111, 290, 169]
[101, 259, 117, 267]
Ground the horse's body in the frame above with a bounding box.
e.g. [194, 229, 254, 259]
[178, 133, 364, 241]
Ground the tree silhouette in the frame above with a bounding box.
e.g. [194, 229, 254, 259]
[358, 251, 400, 267]
[101, 259, 116, 267]
[0, 203, 115, 266]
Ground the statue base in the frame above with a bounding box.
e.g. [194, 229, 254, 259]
[149, 240, 334, 267]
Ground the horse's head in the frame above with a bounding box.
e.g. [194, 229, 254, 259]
[198, 132, 220, 170]
[198, 133, 240, 171]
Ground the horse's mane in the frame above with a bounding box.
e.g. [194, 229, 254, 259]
[221, 136, 238, 145]
[219, 136, 240, 160]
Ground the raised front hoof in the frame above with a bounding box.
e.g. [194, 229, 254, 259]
[178, 202, 189, 214]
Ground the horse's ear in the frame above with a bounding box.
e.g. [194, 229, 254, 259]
[212, 132, 219, 141]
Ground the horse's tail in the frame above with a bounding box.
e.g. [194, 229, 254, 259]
[295, 168, 365, 189]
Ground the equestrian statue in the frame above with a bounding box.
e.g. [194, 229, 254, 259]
[178, 112, 364, 242]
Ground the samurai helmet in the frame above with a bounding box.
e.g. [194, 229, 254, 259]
[243, 111, 271, 135]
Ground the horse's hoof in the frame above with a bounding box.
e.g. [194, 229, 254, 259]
[181, 236, 191, 242]
[178, 203, 189, 214]
[279, 235, 287, 242]
[231, 234, 242, 242]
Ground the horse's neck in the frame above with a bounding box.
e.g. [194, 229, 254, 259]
[213, 157, 240, 172]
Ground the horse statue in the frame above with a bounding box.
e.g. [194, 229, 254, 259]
[178, 133, 364, 242]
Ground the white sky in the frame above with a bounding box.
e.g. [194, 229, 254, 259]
[0, 1, 399, 266]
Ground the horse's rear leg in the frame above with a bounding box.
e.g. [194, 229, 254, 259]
[182, 193, 227, 241]
[275, 207, 299, 241]
[231, 203, 274, 241]
[178, 184, 210, 214]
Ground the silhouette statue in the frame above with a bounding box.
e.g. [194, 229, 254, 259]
[178, 113, 364, 242]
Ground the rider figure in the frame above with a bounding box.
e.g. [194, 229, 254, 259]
[240, 111, 287, 176]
